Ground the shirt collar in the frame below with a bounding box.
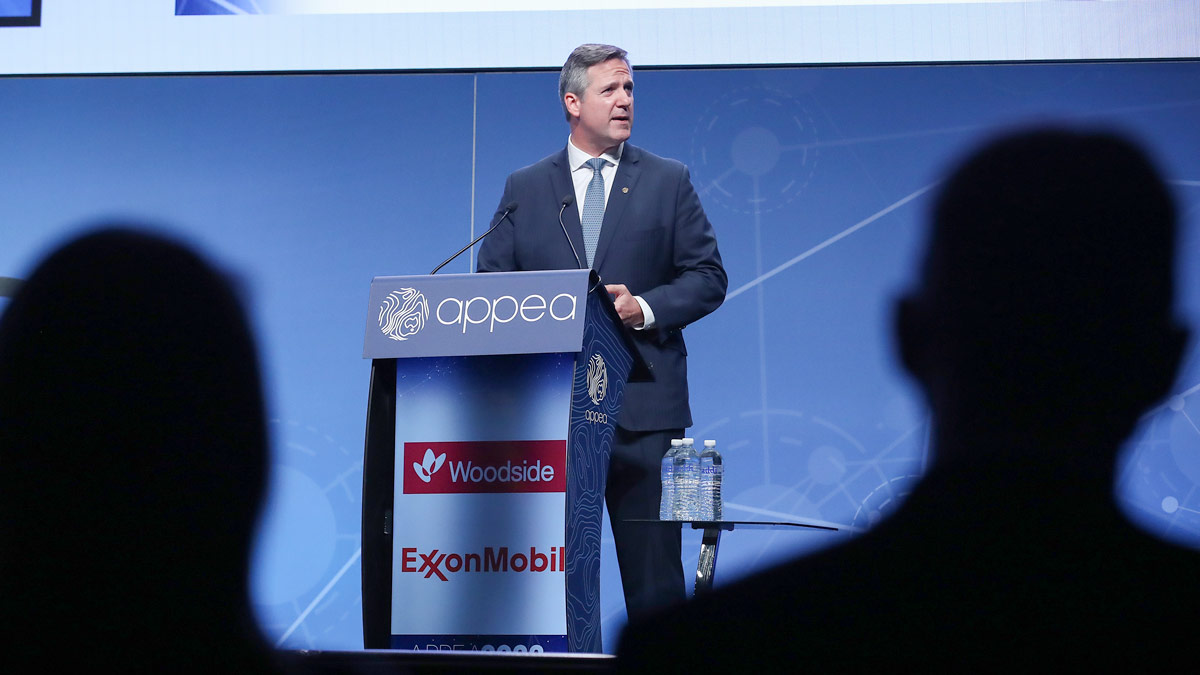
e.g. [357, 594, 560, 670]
[567, 137, 623, 171]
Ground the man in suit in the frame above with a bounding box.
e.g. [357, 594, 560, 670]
[477, 43, 727, 621]
[616, 128, 1196, 670]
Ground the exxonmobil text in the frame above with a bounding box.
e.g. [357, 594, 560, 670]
[400, 546, 566, 581]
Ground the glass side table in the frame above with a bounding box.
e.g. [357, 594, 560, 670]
[630, 518, 841, 594]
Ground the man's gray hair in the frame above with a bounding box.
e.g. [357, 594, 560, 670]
[559, 43, 629, 121]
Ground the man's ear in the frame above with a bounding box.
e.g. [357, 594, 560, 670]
[564, 92, 581, 120]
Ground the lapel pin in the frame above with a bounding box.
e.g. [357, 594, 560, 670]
[622, 187, 629, 193]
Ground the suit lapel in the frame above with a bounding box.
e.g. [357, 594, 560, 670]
[593, 144, 642, 270]
[549, 149, 586, 269]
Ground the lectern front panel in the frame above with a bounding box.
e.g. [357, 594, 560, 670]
[389, 352, 573, 652]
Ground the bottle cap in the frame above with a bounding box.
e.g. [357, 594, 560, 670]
[682, 437, 694, 445]
[704, 440, 716, 447]
[670, 439, 682, 446]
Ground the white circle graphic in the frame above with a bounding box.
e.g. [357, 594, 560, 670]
[379, 288, 428, 341]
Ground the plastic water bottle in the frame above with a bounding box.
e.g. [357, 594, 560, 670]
[659, 439, 682, 520]
[672, 437, 700, 520]
[698, 439, 723, 521]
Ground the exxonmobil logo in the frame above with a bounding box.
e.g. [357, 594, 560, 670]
[402, 440, 566, 494]
[399, 546, 566, 581]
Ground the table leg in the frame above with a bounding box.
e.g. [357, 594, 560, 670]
[694, 526, 722, 595]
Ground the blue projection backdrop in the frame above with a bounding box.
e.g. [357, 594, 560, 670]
[1, 61, 1198, 653]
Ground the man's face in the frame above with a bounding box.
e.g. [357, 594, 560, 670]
[566, 58, 634, 156]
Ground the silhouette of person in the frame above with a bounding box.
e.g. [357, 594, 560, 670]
[616, 128, 1195, 670]
[0, 228, 290, 672]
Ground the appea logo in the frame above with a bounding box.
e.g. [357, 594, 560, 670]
[586, 353, 608, 405]
[379, 288, 429, 341]
[413, 448, 447, 483]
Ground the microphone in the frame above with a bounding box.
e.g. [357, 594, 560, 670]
[431, 201, 518, 274]
[558, 195, 584, 270]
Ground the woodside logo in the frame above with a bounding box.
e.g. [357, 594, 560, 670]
[403, 440, 566, 494]
[412, 448, 446, 483]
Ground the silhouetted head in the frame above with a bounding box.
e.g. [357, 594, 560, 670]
[897, 128, 1187, 441]
[0, 228, 269, 657]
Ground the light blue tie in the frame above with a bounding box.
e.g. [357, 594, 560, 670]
[581, 157, 607, 267]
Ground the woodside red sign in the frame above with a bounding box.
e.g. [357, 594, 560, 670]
[402, 440, 567, 494]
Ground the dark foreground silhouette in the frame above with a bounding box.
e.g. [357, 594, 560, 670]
[0, 228, 289, 673]
[617, 129, 1195, 670]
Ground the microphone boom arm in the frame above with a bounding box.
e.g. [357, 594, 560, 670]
[430, 202, 518, 275]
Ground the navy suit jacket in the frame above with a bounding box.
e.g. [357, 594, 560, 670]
[477, 144, 726, 431]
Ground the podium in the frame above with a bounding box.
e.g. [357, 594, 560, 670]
[360, 269, 647, 654]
